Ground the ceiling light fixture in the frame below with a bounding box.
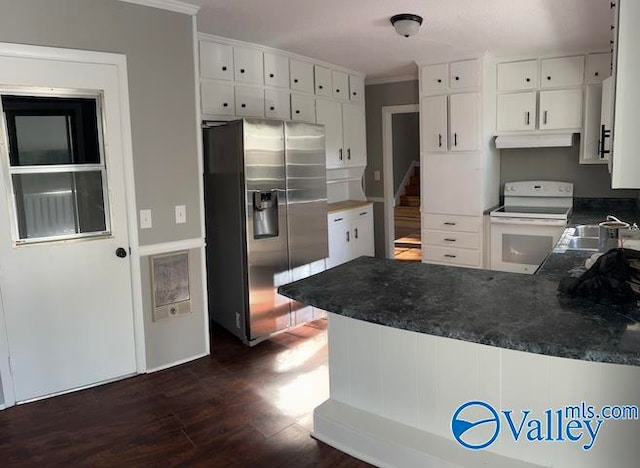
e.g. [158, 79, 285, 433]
[390, 13, 423, 38]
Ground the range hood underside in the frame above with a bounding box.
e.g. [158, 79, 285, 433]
[495, 133, 574, 149]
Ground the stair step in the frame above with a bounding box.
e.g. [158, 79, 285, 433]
[399, 195, 420, 207]
[404, 185, 420, 196]
[409, 175, 420, 186]
[394, 218, 421, 231]
[394, 206, 420, 218]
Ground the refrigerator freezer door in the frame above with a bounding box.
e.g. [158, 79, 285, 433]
[284, 122, 329, 269]
[243, 119, 292, 340]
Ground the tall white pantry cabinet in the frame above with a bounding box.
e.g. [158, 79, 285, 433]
[418, 58, 499, 269]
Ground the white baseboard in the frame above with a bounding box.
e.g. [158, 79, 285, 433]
[145, 351, 209, 373]
[313, 399, 545, 468]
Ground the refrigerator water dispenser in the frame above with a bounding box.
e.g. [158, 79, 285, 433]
[253, 190, 279, 239]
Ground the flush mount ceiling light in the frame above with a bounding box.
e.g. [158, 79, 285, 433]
[390, 13, 423, 38]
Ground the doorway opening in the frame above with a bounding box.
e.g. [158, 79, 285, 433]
[382, 105, 421, 262]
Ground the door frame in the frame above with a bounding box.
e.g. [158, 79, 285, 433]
[0, 42, 146, 408]
[381, 104, 419, 258]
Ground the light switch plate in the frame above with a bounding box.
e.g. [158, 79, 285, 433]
[374, 170, 381, 181]
[140, 209, 152, 229]
[175, 205, 186, 224]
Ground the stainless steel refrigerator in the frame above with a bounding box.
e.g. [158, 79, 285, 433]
[203, 119, 328, 345]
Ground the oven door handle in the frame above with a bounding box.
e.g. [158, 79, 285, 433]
[490, 217, 567, 227]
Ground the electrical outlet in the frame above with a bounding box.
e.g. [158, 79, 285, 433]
[374, 170, 381, 181]
[140, 209, 152, 229]
[175, 205, 186, 224]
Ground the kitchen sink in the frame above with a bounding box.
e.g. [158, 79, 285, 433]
[571, 225, 600, 238]
[565, 237, 599, 251]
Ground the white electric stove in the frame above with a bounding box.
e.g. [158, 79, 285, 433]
[490, 181, 574, 274]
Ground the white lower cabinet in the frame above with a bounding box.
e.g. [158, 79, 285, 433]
[422, 213, 482, 268]
[327, 204, 374, 269]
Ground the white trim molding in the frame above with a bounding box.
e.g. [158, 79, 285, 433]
[118, 0, 200, 15]
[381, 104, 420, 259]
[366, 197, 385, 203]
[146, 351, 209, 373]
[365, 74, 418, 86]
[138, 237, 205, 256]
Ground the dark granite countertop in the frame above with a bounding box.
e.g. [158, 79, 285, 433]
[279, 198, 640, 367]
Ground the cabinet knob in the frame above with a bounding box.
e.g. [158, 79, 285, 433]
[525, 78, 530, 82]
[270, 106, 275, 111]
[269, 73, 274, 78]
[223, 103, 228, 107]
[240, 68, 246, 73]
[547, 76, 551, 80]
[437, 79, 442, 83]
[241, 103, 246, 108]
[222, 66, 227, 71]
[353, 92, 357, 96]
[336, 89, 340, 93]
[595, 72, 599, 77]
[294, 78, 299, 83]
[295, 110, 300, 114]
[319, 85, 323, 89]
[611, 24, 615, 30]
[455, 76, 460, 81]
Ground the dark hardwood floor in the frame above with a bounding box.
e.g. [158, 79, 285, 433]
[0, 320, 372, 467]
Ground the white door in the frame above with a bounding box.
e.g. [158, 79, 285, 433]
[421, 95, 448, 152]
[342, 103, 366, 166]
[316, 99, 343, 167]
[449, 93, 479, 151]
[0, 52, 136, 403]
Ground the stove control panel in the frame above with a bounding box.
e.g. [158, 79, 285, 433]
[503, 181, 574, 197]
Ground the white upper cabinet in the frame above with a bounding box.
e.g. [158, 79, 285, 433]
[496, 92, 536, 132]
[201, 81, 235, 115]
[539, 88, 583, 130]
[314, 65, 332, 97]
[291, 93, 315, 122]
[200, 42, 233, 81]
[233, 46, 264, 84]
[586, 53, 612, 84]
[421, 63, 448, 92]
[349, 74, 364, 102]
[540, 56, 584, 88]
[290, 59, 315, 93]
[263, 52, 289, 88]
[497, 60, 538, 91]
[421, 95, 448, 152]
[449, 93, 479, 151]
[342, 103, 366, 166]
[265, 88, 290, 120]
[332, 70, 349, 100]
[316, 98, 343, 167]
[235, 85, 264, 117]
[450, 60, 480, 89]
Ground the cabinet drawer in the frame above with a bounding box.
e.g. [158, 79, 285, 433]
[290, 60, 314, 93]
[421, 63, 448, 92]
[423, 245, 480, 268]
[586, 53, 612, 84]
[497, 60, 538, 91]
[349, 74, 364, 101]
[423, 230, 480, 249]
[332, 70, 349, 100]
[235, 86, 265, 117]
[200, 41, 233, 81]
[233, 46, 264, 84]
[263, 52, 289, 88]
[314, 65, 332, 97]
[201, 81, 235, 115]
[540, 56, 584, 88]
[265, 88, 290, 120]
[450, 59, 480, 89]
[291, 93, 316, 122]
[423, 214, 481, 233]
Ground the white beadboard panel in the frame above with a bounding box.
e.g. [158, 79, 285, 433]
[499, 349, 551, 465]
[416, 332, 438, 434]
[348, 318, 383, 414]
[434, 336, 480, 439]
[379, 325, 419, 427]
[327, 313, 351, 404]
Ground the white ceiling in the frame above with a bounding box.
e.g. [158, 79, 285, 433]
[189, 0, 612, 80]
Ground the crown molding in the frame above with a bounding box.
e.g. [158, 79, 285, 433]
[365, 74, 418, 86]
[118, 0, 200, 15]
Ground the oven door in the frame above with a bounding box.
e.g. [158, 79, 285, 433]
[490, 217, 566, 274]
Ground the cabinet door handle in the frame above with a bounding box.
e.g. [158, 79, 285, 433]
[444, 238, 456, 242]
[346, 231, 350, 242]
[354, 228, 359, 239]
[444, 254, 457, 258]
[339, 148, 343, 160]
[347, 148, 351, 160]
[334, 217, 344, 222]
[454, 133, 458, 146]
[600, 124, 611, 157]
[543, 110, 548, 125]
[359, 211, 368, 216]
[444, 222, 456, 226]
[438, 133, 442, 147]
[525, 111, 530, 125]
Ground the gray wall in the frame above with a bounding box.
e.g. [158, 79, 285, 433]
[0, 0, 201, 246]
[0, 0, 207, 393]
[365, 81, 419, 257]
[500, 145, 639, 198]
[392, 112, 420, 194]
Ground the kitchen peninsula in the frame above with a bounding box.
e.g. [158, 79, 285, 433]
[279, 228, 640, 467]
